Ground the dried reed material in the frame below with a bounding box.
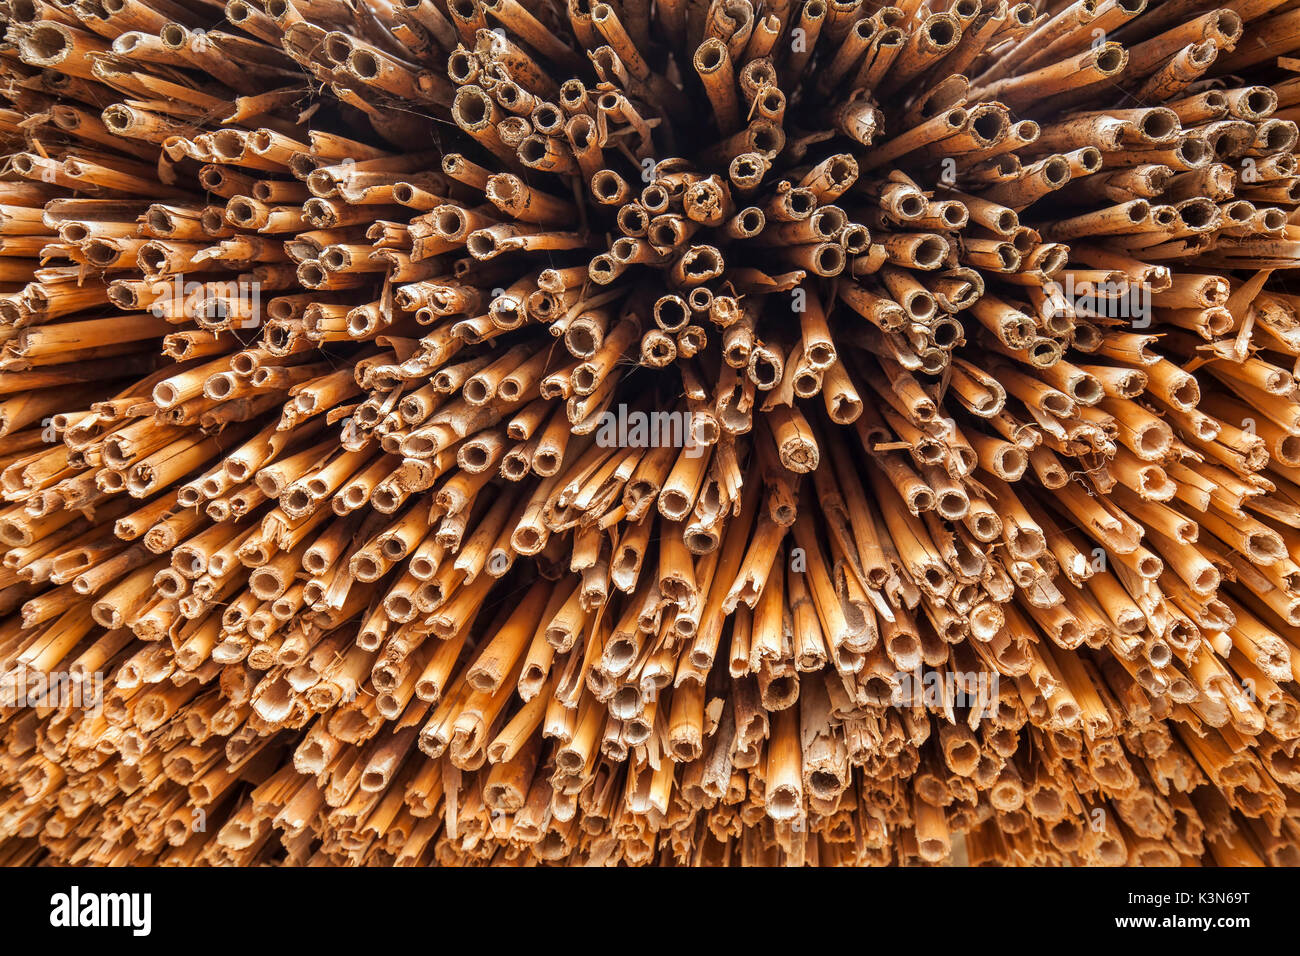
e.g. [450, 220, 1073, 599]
[0, 0, 1297, 871]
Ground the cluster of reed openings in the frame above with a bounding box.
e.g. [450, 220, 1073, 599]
[1, 0, 1300, 867]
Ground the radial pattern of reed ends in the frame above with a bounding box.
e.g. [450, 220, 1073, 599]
[1, 0, 1300, 866]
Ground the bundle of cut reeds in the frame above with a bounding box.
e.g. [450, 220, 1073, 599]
[0, 0, 1299, 867]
